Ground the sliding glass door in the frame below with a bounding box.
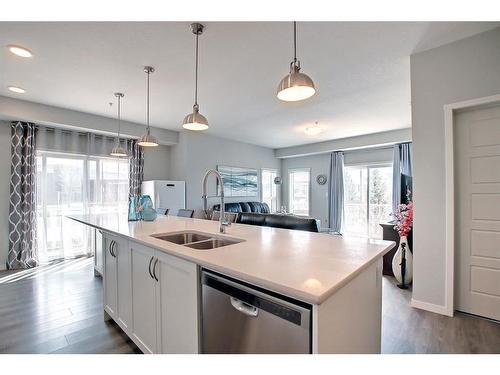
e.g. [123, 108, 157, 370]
[343, 164, 392, 239]
[36, 151, 129, 263]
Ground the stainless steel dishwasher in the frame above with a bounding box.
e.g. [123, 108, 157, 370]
[201, 270, 311, 354]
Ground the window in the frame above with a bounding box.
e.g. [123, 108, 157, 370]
[261, 169, 278, 212]
[344, 164, 392, 239]
[288, 169, 310, 216]
[36, 151, 129, 262]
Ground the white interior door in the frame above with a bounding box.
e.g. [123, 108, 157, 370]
[455, 103, 500, 321]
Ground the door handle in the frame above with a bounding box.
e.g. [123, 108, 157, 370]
[148, 256, 154, 279]
[111, 241, 117, 257]
[153, 259, 159, 282]
[230, 297, 258, 317]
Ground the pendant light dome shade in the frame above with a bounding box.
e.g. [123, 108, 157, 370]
[138, 66, 159, 147]
[182, 23, 209, 131]
[110, 92, 128, 157]
[110, 145, 128, 157]
[277, 22, 316, 102]
[182, 104, 209, 131]
[277, 67, 316, 102]
[137, 131, 159, 147]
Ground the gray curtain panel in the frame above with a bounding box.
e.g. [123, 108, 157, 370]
[128, 139, 144, 197]
[8, 122, 38, 269]
[328, 151, 345, 234]
[392, 142, 412, 215]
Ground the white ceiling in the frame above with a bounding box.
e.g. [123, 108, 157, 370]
[0, 22, 498, 148]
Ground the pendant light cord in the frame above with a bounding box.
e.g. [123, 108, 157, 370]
[194, 31, 199, 108]
[146, 69, 150, 132]
[117, 95, 121, 138]
[293, 21, 297, 64]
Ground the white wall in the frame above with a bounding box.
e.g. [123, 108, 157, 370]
[169, 131, 281, 211]
[411, 27, 500, 309]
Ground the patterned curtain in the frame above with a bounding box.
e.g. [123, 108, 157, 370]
[128, 139, 144, 197]
[8, 122, 38, 269]
[328, 151, 345, 234]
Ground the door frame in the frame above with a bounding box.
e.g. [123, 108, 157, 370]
[443, 93, 500, 317]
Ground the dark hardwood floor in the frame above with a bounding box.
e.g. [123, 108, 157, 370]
[382, 277, 500, 353]
[0, 258, 498, 354]
[0, 258, 140, 354]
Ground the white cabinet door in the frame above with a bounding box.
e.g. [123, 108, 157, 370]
[103, 235, 118, 318]
[114, 236, 132, 331]
[130, 242, 158, 354]
[156, 251, 199, 354]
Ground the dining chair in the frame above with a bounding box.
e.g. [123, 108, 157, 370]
[177, 209, 194, 218]
[211, 211, 238, 223]
[156, 208, 169, 216]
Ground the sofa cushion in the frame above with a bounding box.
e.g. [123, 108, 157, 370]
[264, 214, 319, 232]
[237, 212, 319, 233]
[212, 201, 269, 214]
[239, 202, 252, 212]
[237, 212, 267, 227]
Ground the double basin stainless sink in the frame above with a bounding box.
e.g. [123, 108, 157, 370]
[151, 231, 244, 250]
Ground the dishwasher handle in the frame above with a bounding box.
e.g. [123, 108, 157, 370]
[230, 297, 259, 317]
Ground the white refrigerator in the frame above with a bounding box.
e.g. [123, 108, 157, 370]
[141, 180, 186, 215]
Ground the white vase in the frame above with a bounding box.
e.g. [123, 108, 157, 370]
[392, 235, 413, 285]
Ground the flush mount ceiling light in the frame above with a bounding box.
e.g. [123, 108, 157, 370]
[110, 93, 128, 157]
[277, 22, 316, 102]
[8, 86, 26, 94]
[304, 121, 322, 136]
[182, 23, 209, 131]
[7, 44, 33, 58]
[138, 66, 159, 147]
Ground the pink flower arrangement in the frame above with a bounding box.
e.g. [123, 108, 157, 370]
[393, 201, 413, 237]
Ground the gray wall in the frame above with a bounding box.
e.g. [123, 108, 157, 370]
[410, 27, 500, 308]
[143, 145, 170, 181]
[281, 154, 331, 228]
[169, 131, 281, 211]
[281, 147, 394, 230]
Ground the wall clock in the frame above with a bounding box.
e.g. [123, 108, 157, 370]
[274, 176, 282, 185]
[316, 174, 327, 185]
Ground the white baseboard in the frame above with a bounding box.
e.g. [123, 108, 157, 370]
[0, 264, 6, 271]
[411, 298, 453, 317]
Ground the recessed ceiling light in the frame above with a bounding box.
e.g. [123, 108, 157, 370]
[8, 86, 26, 94]
[7, 45, 33, 58]
[304, 121, 322, 136]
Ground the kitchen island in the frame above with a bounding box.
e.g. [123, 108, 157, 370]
[69, 214, 395, 354]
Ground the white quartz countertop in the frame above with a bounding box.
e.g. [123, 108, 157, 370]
[69, 214, 395, 305]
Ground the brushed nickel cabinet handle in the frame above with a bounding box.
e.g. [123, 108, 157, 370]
[153, 259, 159, 282]
[148, 256, 154, 279]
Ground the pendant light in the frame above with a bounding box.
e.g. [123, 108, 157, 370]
[110, 93, 128, 157]
[277, 22, 316, 102]
[182, 23, 209, 131]
[138, 66, 159, 147]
